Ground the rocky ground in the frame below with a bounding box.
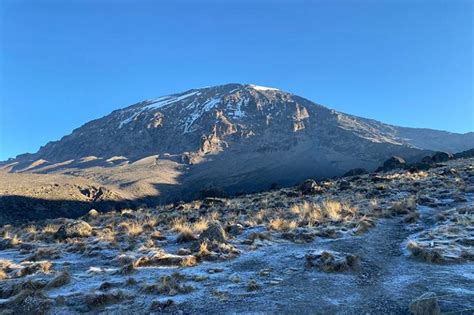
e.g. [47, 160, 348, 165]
[0, 158, 473, 314]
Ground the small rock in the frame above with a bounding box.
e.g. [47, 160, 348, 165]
[225, 224, 244, 236]
[409, 292, 441, 315]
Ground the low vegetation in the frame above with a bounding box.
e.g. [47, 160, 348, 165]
[0, 158, 472, 313]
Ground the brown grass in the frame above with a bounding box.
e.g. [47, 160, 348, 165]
[321, 200, 343, 221]
[45, 268, 71, 289]
[193, 218, 209, 233]
[173, 221, 196, 243]
[142, 273, 193, 295]
[85, 290, 125, 309]
[268, 218, 297, 232]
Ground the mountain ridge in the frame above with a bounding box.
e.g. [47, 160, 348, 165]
[9, 83, 473, 164]
[2, 83, 473, 207]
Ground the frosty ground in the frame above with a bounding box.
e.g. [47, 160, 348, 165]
[0, 159, 473, 314]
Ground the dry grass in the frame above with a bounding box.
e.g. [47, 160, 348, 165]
[173, 220, 196, 243]
[321, 200, 343, 221]
[193, 218, 209, 233]
[85, 290, 125, 309]
[24, 247, 60, 262]
[198, 241, 211, 257]
[407, 240, 443, 263]
[45, 268, 71, 289]
[268, 218, 297, 232]
[16, 261, 53, 277]
[118, 221, 143, 237]
[42, 224, 59, 235]
[246, 279, 261, 291]
[389, 197, 417, 215]
[26, 225, 37, 234]
[142, 273, 193, 295]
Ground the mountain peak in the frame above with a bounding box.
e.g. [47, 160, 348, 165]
[12, 84, 473, 165]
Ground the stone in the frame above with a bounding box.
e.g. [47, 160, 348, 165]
[299, 179, 323, 194]
[431, 151, 453, 163]
[343, 168, 367, 177]
[382, 156, 406, 170]
[55, 220, 92, 239]
[409, 292, 441, 315]
[225, 224, 244, 236]
[199, 222, 226, 243]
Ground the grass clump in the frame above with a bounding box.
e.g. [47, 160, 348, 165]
[142, 273, 193, 296]
[45, 268, 71, 289]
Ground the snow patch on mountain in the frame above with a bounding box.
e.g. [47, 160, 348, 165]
[118, 90, 201, 128]
[144, 90, 201, 111]
[227, 97, 249, 118]
[248, 84, 279, 91]
[182, 97, 222, 133]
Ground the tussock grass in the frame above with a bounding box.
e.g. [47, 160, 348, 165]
[45, 268, 71, 289]
[198, 241, 211, 257]
[24, 247, 60, 262]
[389, 197, 417, 215]
[193, 218, 209, 233]
[321, 200, 343, 221]
[85, 290, 125, 309]
[268, 218, 297, 232]
[142, 272, 193, 295]
[173, 220, 197, 243]
[117, 221, 143, 237]
[42, 225, 59, 235]
[16, 261, 53, 277]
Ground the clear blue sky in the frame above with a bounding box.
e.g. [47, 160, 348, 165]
[0, 0, 473, 161]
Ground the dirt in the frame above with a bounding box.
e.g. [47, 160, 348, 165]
[173, 199, 474, 314]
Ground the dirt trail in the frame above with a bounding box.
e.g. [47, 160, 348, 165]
[176, 199, 474, 314]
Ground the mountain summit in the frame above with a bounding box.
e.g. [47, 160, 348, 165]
[15, 83, 473, 163]
[4, 83, 473, 203]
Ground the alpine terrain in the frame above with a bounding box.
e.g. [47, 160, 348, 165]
[1, 84, 473, 220]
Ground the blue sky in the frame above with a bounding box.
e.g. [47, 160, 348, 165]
[0, 0, 472, 160]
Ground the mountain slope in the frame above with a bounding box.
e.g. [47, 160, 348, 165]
[3, 83, 473, 204]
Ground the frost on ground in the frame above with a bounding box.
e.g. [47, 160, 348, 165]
[0, 159, 473, 314]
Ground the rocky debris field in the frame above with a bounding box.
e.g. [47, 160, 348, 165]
[0, 158, 473, 314]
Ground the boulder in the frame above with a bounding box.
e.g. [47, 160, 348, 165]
[421, 156, 433, 164]
[55, 220, 92, 239]
[298, 179, 323, 195]
[409, 292, 441, 315]
[225, 224, 244, 236]
[382, 156, 406, 170]
[454, 148, 474, 159]
[343, 168, 367, 177]
[431, 151, 453, 163]
[338, 180, 351, 190]
[199, 222, 226, 243]
[83, 209, 99, 221]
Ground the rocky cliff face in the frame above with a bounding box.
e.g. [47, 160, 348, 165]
[4, 83, 473, 202]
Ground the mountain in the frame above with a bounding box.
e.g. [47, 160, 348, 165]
[2, 83, 473, 206]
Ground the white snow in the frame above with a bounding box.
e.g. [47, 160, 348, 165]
[143, 91, 201, 111]
[118, 91, 201, 128]
[248, 84, 279, 91]
[182, 97, 222, 133]
[227, 97, 248, 118]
